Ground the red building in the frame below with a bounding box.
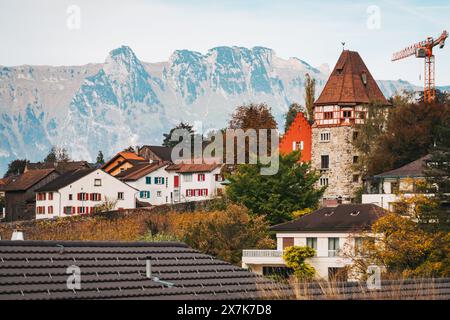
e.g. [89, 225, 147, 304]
[279, 112, 312, 162]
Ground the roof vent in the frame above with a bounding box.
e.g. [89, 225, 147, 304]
[11, 230, 24, 241]
[324, 211, 334, 217]
[146, 259, 174, 288]
[350, 211, 360, 216]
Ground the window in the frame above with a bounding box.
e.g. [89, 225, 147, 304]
[145, 177, 151, 185]
[117, 192, 124, 200]
[36, 206, 45, 214]
[184, 174, 193, 182]
[198, 174, 205, 182]
[352, 131, 359, 141]
[77, 193, 88, 201]
[356, 111, 366, 119]
[186, 189, 193, 197]
[69, 194, 73, 201]
[324, 112, 333, 119]
[94, 179, 102, 186]
[64, 206, 74, 215]
[282, 237, 294, 250]
[320, 132, 330, 142]
[306, 237, 318, 254]
[293, 141, 304, 151]
[200, 189, 208, 196]
[77, 207, 87, 214]
[140, 191, 150, 199]
[321, 155, 329, 170]
[215, 174, 224, 182]
[48, 192, 53, 201]
[353, 174, 360, 183]
[328, 238, 340, 257]
[154, 177, 164, 185]
[320, 177, 329, 186]
[343, 110, 352, 118]
[157, 191, 162, 197]
[37, 193, 46, 201]
[353, 156, 359, 164]
[48, 206, 53, 214]
[90, 193, 101, 201]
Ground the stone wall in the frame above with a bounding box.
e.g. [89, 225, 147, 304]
[311, 125, 360, 203]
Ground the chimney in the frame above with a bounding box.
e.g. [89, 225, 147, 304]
[146, 259, 152, 278]
[11, 229, 24, 241]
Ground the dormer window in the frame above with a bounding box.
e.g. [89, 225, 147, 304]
[361, 72, 367, 85]
[324, 211, 334, 217]
[350, 211, 360, 216]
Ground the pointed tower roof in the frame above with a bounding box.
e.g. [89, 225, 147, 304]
[315, 50, 389, 106]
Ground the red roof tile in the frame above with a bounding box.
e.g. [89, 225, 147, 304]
[315, 50, 389, 106]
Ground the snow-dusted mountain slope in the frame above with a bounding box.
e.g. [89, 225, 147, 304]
[0, 45, 427, 174]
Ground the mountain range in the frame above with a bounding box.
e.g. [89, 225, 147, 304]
[0, 45, 443, 174]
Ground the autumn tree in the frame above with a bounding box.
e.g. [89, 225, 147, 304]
[284, 103, 302, 132]
[171, 204, 274, 264]
[364, 213, 449, 278]
[226, 151, 324, 224]
[283, 246, 316, 280]
[3, 159, 28, 178]
[304, 74, 316, 122]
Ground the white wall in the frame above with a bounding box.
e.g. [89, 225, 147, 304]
[35, 169, 137, 219]
[127, 166, 173, 205]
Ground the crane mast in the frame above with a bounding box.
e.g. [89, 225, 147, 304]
[392, 30, 448, 103]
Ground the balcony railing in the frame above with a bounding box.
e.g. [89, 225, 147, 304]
[242, 250, 283, 258]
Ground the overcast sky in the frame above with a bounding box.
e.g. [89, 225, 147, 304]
[1, 0, 449, 85]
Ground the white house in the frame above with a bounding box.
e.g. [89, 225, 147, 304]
[242, 204, 385, 281]
[117, 162, 225, 205]
[34, 169, 138, 219]
[362, 154, 433, 211]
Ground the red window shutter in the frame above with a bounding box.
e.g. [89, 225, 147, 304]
[205, 189, 208, 196]
[98, 193, 101, 201]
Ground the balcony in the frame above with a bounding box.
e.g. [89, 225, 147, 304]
[242, 250, 283, 257]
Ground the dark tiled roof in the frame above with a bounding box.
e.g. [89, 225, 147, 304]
[5, 169, 57, 192]
[315, 50, 389, 106]
[140, 146, 173, 162]
[35, 169, 96, 192]
[26, 161, 92, 173]
[271, 204, 386, 232]
[166, 163, 220, 173]
[375, 154, 431, 178]
[0, 241, 288, 300]
[116, 162, 168, 181]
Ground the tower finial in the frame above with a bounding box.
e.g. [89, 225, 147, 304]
[341, 42, 346, 51]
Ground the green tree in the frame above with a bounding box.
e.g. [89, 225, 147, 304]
[304, 74, 316, 123]
[283, 246, 316, 280]
[44, 146, 70, 163]
[96, 150, 105, 165]
[4, 159, 28, 178]
[284, 103, 302, 133]
[162, 122, 194, 148]
[226, 151, 324, 224]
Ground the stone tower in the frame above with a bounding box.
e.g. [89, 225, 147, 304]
[311, 50, 389, 206]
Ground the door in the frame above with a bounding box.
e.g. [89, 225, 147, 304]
[174, 175, 179, 188]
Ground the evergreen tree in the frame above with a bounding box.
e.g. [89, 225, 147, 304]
[304, 74, 316, 122]
[3, 159, 28, 178]
[96, 150, 105, 165]
[284, 103, 302, 133]
[162, 122, 194, 148]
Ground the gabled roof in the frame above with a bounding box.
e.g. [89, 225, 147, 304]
[140, 145, 173, 162]
[271, 204, 385, 232]
[35, 169, 96, 192]
[25, 161, 92, 173]
[116, 162, 168, 181]
[165, 163, 221, 173]
[375, 154, 431, 178]
[0, 176, 14, 191]
[0, 241, 289, 300]
[102, 152, 146, 170]
[314, 50, 389, 106]
[118, 151, 146, 161]
[4, 169, 57, 192]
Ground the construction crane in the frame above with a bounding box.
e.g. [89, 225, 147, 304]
[392, 30, 448, 103]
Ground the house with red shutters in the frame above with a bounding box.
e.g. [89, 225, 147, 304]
[34, 168, 137, 219]
[117, 162, 225, 206]
[279, 112, 312, 162]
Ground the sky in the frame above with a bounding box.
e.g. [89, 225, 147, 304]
[1, 0, 449, 85]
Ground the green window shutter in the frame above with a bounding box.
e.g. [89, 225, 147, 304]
[146, 177, 151, 184]
[161, 177, 165, 184]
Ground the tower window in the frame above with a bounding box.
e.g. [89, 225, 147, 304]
[321, 155, 329, 170]
[353, 174, 360, 183]
[343, 110, 352, 118]
[324, 112, 333, 120]
[320, 177, 329, 186]
[353, 156, 359, 164]
[353, 131, 359, 141]
[320, 132, 331, 142]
